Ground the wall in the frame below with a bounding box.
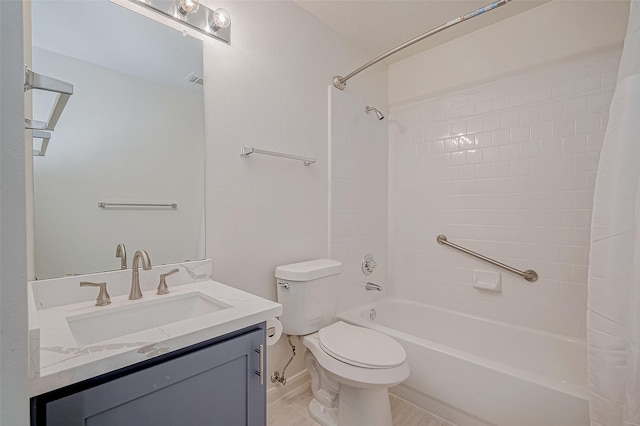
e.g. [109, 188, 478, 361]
[0, 0, 29, 423]
[329, 87, 390, 313]
[389, 45, 621, 337]
[389, 0, 629, 107]
[201, 1, 387, 394]
[31, 48, 204, 279]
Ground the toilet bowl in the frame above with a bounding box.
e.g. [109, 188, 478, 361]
[302, 322, 409, 426]
[275, 259, 410, 426]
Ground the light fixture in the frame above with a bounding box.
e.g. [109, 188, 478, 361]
[130, 0, 231, 43]
[176, 0, 199, 15]
[209, 8, 230, 31]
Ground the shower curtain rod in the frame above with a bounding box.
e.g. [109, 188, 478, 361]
[333, 0, 511, 90]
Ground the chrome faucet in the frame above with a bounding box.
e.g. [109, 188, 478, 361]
[365, 282, 382, 291]
[129, 250, 152, 300]
[115, 243, 127, 269]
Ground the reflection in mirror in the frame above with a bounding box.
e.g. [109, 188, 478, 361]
[31, 0, 205, 279]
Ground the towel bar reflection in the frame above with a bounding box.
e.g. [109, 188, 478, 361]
[436, 234, 538, 282]
[98, 202, 177, 209]
[240, 147, 316, 166]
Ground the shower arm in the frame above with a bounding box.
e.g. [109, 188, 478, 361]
[333, 0, 511, 90]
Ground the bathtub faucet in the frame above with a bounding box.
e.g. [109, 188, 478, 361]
[365, 282, 382, 291]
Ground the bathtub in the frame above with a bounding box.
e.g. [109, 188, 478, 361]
[337, 299, 589, 426]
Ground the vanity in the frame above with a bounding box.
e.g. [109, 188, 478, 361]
[28, 260, 282, 425]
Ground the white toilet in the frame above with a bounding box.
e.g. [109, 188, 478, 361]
[275, 259, 409, 426]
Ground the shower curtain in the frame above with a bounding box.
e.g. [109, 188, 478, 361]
[587, 1, 640, 425]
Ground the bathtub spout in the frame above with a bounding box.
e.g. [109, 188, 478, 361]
[365, 282, 382, 291]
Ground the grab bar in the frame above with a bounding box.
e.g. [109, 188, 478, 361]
[436, 235, 538, 282]
[240, 147, 316, 166]
[98, 202, 177, 209]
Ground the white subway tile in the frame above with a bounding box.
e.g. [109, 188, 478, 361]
[575, 113, 601, 134]
[474, 163, 493, 179]
[576, 74, 601, 95]
[540, 138, 563, 156]
[475, 100, 491, 114]
[563, 97, 588, 118]
[467, 117, 483, 134]
[492, 128, 510, 146]
[444, 137, 459, 152]
[588, 90, 614, 113]
[519, 140, 541, 159]
[501, 110, 520, 128]
[475, 131, 492, 148]
[452, 121, 467, 136]
[466, 149, 483, 165]
[483, 114, 501, 131]
[563, 134, 588, 153]
[483, 146, 501, 162]
[552, 118, 576, 137]
[430, 139, 445, 153]
[575, 152, 600, 172]
[540, 101, 564, 122]
[500, 144, 519, 161]
[451, 151, 467, 165]
[552, 81, 575, 99]
[511, 125, 531, 143]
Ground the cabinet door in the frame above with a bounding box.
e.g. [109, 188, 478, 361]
[43, 328, 265, 426]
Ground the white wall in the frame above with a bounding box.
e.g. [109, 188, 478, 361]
[0, 0, 29, 423]
[202, 1, 387, 393]
[330, 87, 390, 313]
[389, 0, 629, 106]
[387, 0, 627, 337]
[31, 48, 205, 279]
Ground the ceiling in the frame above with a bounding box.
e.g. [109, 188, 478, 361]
[295, 0, 549, 64]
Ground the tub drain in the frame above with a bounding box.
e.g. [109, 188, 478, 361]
[369, 308, 377, 320]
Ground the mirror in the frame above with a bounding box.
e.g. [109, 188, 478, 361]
[31, 0, 205, 279]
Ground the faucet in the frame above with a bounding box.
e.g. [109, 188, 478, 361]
[365, 282, 382, 291]
[115, 243, 127, 269]
[129, 250, 152, 300]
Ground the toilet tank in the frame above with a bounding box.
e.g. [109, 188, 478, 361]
[275, 259, 342, 336]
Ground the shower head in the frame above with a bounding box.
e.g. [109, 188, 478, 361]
[365, 106, 384, 120]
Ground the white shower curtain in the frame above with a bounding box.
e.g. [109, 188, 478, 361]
[588, 1, 640, 425]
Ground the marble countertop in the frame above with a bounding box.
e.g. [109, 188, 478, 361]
[29, 263, 281, 397]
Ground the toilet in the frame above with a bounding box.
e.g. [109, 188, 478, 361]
[275, 259, 409, 426]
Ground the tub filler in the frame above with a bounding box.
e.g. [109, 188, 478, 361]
[338, 299, 588, 426]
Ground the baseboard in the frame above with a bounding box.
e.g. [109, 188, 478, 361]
[267, 370, 310, 406]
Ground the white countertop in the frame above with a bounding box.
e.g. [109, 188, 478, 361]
[29, 264, 281, 397]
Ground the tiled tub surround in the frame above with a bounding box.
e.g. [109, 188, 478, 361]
[389, 49, 621, 338]
[339, 299, 588, 426]
[28, 259, 282, 396]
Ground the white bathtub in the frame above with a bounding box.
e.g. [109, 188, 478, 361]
[337, 299, 589, 426]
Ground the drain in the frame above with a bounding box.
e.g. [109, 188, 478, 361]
[369, 308, 377, 320]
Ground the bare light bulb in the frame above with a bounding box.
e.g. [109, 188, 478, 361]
[210, 8, 231, 30]
[176, 0, 199, 15]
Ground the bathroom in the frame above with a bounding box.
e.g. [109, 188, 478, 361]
[1, 0, 639, 425]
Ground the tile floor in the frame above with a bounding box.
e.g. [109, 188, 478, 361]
[267, 383, 455, 426]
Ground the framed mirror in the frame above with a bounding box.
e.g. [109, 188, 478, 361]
[31, 0, 205, 279]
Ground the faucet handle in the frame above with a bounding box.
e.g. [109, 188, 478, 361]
[80, 281, 111, 306]
[157, 268, 179, 295]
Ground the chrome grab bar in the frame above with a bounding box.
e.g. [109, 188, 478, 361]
[240, 147, 316, 166]
[98, 202, 177, 209]
[436, 234, 538, 282]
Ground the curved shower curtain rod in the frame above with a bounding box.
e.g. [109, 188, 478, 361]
[333, 0, 512, 90]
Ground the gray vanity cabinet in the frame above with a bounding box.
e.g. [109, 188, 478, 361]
[31, 325, 266, 426]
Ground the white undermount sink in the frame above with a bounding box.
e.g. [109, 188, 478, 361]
[66, 292, 231, 346]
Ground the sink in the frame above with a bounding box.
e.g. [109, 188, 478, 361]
[66, 292, 231, 346]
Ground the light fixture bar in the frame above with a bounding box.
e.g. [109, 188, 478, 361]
[128, 0, 231, 43]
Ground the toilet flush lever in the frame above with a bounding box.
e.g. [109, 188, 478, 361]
[277, 281, 290, 289]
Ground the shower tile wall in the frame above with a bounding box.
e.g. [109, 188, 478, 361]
[330, 88, 389, 313]
[389, 49, 621, 337]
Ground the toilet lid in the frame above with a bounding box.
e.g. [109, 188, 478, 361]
[318, 321, 406, 368]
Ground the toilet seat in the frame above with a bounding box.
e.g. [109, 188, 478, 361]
[318, 321, 406, 369]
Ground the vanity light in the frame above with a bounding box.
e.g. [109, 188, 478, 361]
[130, 0, 231, 43]
[176, 0, 199, 15]
[209, 8, 230, 31]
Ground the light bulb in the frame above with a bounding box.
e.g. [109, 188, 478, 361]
[176, 0, 199, 15]
[210, 8, 231, 30]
